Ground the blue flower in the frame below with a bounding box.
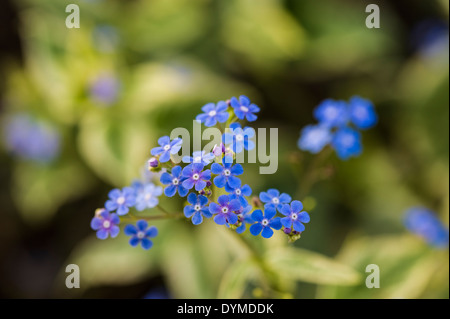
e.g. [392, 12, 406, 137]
[209, 195, 241, 225]
[280, 200, 310, 232]
[348, 96, 378, 130]
[160, 166, 189, 197]
[259, 189, 292, 212]
[234, 204, 254, 234]
[404, 207, 449, 248]
[249, 208, 282, 239]
[135, 183, 163, 211]
[4, 114, 61, 163]
[226, 184, 252, 207]
[223, 123, 255, 153]
[211, 156, 243, 189]
[230, 95, 260, 122]
[196, 101, 230, 127]
[124, 220, 158, 250]
[297, 124, 332, 154]
[313, 99, 348, 128]
[90, 209, 120, 239]
[105, 187, 136, 215]
[331, 127, 362, 160]
[181, 163, 211, 191]
[89, 73, 120, 105]
[182, 150, 215, 165]
[150, 136, 183, 163]
[184, 193, 212, 225]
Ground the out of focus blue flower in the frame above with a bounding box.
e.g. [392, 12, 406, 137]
[105, 187, 136, 215]
[234, 204, 254, 234]
[404, 207, 449, 248]
[182, 150, 215, 165]
[89, 73, 121, 105]
[135, 183, 163, 211]
[297, 124, 332, 154]
[142, 287, 172, 299]
[3, 114, 61, 163]
[151, 136, 183, 163]
[259, 188, 291, 212]
[331, 127, 362, 160]
[411, 20, 449, 63]
[313, 99, 348, 128]
[348, 96, 378, 130]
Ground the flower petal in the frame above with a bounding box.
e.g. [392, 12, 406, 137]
[250, 223, 263, 236]
[251, 209, 264, 222]
[261, 226, 274, 238]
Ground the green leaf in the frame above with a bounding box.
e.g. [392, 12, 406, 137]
[265, 247, 362, 286]
[217, 258, 260, 299]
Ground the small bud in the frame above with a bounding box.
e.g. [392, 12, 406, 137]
[213, 144, 222, 157]
[199, 189, 206, 195]
[148, 157, 159, 169]
[206, 181, 212, 187]
[95, 208, 106, 217]
[251, 196, 262, 208]
[283, 227, 292, 234]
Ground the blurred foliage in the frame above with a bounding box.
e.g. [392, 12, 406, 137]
[0, 0, 448, 299]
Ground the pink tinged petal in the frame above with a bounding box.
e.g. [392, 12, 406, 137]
[291, 200, 304, 213]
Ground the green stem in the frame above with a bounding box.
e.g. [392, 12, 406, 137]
[157, 204, 172, 216]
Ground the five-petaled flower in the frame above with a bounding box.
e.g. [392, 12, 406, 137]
[184, 193, 212, 225]
[230, 95, 260, 122]
[160, 166, 189, 197]
[181, 163, 211, 191]
[196, 101, 230, 127]
[211, 156, 243, 189]
[297, 124, 332, 154]
[259, 189, 292, 212]
[348, 96, 378, 130]
[105, 187, 136, 215]
[250, 208, 282, 238]
[222, 123, 255, 154]
[151, 136, 183, 163]
[124, 220, 158, 250]
[135, 183, 163, 211]
[209, 195, 241, 225]
[182, 150, 215, 165]
[331, 127, 362, 160]
[280, 200, 310, 233]
[314, 99, 348, 128]
[90, 209, 120, 239]
[226, 184, 252, 207]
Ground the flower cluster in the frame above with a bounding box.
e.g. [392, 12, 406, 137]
[91, 95, 310, 250]
[297, 96, 377, 160]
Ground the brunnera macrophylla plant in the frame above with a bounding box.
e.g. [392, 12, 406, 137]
[91, 95, 311, 250]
